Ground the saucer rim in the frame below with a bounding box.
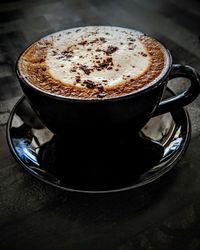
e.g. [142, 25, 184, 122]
[6, 91, 191, 194]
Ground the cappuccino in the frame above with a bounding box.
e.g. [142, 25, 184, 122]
[18, 26, 169, 99]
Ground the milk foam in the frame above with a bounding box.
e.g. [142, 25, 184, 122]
[45, 27, 151, 88]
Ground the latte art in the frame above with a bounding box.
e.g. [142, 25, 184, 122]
[18, 26, 169, 99]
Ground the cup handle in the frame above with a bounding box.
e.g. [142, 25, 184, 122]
[153, 64, 200, 116]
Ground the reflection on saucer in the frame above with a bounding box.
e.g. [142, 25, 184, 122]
[142, 112, 174, 144]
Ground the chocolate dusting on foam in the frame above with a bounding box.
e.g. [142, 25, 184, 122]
[79, 65, 91, 75]
[96, 84, 104, 92]
[96, 57, 113, 70]
[77, 56, 114, 76]
[78, 37, 107, 46]
[82, 80, 105, 93]
[139, 51, 148, 57]
[99, 37, 107, 43]
[61, 50, 73, 58]
[83, 80, 96, 89]
[19, 28, 166, 100]
[75, 75, 81, 83]
[105, 46, 118, 55]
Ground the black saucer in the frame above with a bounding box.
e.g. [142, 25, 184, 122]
[7, 89, 191, 193]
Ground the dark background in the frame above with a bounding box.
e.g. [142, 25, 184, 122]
[0, 0, 200, 249]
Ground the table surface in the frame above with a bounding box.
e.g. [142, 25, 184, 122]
[0, 0, 200, 249]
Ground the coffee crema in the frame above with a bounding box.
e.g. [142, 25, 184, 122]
[18, 26, 169, 99]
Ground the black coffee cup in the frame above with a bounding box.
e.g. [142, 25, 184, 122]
[16, 34, 200, 136]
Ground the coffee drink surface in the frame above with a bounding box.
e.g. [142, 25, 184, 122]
[18, 26, 169, 99]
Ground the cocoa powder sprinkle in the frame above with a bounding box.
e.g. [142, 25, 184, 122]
[75, 76, 81, 83]
[97, 85, 104, 92]
[52, 50, 57, 56]
[99, 37, 106, 43]
[105, 46, 118, 55]
[80, 65, 91, 75]
[70, 68, 76, 73]
[83, 80, 96, 89]
[141, 52, 147, 57]
[78, 40, 87, 46]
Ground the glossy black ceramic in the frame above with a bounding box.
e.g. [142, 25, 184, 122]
[6, 89, 191, 193]
[16, 36, 200, 136]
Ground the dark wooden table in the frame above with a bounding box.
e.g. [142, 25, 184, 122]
[0, 0, 200, 249]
